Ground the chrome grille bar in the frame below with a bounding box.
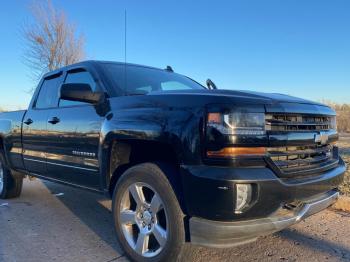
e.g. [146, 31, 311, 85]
[266, 114, 335, 131]
[267, 144, 338, 176]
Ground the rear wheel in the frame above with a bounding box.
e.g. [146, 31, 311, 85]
[112, 163, 186, 262]
[0, 152, 23, 199]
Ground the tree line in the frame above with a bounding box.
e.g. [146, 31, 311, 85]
[322, 101, 350, 133]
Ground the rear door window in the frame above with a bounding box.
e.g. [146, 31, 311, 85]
[35, 75, 62, 109]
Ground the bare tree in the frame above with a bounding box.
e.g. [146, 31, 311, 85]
[23, 0, 85, 82]
[322, 100, 350, 133]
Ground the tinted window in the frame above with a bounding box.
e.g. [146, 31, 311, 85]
[102, 64, 205, 96]
[35, 76, 61, 109]
[60, 70, 96, 107]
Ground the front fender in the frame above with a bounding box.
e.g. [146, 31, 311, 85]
[97, 106, 204, 191]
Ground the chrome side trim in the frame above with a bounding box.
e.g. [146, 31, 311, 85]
[46, 152, 98, 167]
[23, 158, 98, 172]
[23, 158, 45, 164]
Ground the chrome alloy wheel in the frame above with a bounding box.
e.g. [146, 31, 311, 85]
[119, 182, 168, 258]
[0, 161, 4, 194]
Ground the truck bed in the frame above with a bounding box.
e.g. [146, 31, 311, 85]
[0, 110, 27, 170]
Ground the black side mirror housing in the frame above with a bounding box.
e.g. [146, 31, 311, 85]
[60, 83, 105, 104]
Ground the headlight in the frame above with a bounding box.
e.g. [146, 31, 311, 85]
[206, 110, 267, 158]
[207, 112, 265, 135]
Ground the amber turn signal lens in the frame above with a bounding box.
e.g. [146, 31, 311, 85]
[207, 147, 266, 158]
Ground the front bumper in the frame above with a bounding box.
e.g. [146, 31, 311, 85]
[181, 158, 345, 220]
[189, 190, 339, 248]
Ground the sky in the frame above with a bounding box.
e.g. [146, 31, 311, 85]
[0, 0, 350, 110]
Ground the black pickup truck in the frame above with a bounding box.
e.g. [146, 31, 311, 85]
[0, 61, 346, 261]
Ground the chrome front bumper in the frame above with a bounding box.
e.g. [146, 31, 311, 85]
[189, 190, 339, 248]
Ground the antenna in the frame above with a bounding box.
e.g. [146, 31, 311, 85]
[124, 9, 127, 65]
[124, 10, 127, 94]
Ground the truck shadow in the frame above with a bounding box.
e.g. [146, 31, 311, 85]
[278, 228, 350, 260]
[42, 180, 124, 256]
[42, 180, 350, 261]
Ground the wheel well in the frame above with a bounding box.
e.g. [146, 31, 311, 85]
[108, 140, 186, 211]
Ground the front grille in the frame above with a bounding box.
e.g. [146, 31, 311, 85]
[266, 114, 335, 132]
[268, 145, 339, 177]
[265, 113, 338, 177]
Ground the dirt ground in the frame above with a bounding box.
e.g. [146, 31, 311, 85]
[1, 179, 350, 262]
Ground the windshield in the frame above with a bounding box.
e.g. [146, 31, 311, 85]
[101, 63, 205, 96]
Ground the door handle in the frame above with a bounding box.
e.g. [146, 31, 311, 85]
[48, 117, 60, 125]
[24, 118, 33, 125]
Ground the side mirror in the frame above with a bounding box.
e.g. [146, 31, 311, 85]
[60, 83, 105, 104]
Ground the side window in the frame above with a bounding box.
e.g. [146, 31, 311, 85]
[35, 75, 61, 109]
[59, 70, 96, 107]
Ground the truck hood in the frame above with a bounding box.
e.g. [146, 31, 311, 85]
[146, 89, 335, 115]
[149, 89, 321, 106]
[109, 89, 334, 116]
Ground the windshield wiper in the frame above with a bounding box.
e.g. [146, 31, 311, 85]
[206, 79, 218, 90]
[126, 90, 149, 96]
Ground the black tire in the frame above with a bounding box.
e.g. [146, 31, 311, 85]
[112, 163, 187, 262]
[0, 152, 23, 199]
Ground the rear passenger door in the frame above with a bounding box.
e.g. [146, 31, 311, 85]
[46, 69, 103, 189]
[22, 73, 63, 175]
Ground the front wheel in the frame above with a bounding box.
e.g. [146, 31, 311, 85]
[112, 163, 186, 262]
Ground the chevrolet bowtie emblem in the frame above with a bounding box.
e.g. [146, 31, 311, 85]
[315, 131, 329, 145]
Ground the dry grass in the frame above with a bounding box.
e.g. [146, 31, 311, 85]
[338, 133, 350, 196]
[332, 196, 350, 213]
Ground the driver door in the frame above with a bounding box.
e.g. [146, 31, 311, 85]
[45, 69, 103, 189]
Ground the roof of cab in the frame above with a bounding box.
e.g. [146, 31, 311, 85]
[42, 60, 171, 79]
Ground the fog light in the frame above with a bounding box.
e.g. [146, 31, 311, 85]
[235, 184, 252, 214]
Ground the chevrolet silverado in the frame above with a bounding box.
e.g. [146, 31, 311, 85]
[0, 61, 346, 261]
